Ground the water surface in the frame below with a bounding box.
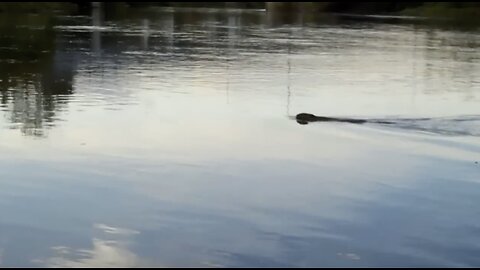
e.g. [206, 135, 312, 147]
[0, 7, 479, 267]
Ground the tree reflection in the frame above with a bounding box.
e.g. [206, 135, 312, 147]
[0, 13, 74, 137]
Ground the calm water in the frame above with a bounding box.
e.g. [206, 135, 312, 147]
[0, 6, 479, 267]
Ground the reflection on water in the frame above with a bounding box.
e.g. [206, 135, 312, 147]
[0, 13, 74, 137]
[35, 224, 142, 268]
[0, 5, 479, 268]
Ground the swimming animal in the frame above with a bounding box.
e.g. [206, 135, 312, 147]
[296, 113, 367, 125]
[294, 113, 480, 137]
[295, 113, 393, 125]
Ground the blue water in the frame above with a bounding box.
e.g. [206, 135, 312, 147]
[0, 6, 479, 267]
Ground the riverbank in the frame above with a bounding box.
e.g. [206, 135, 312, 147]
[0, 2, 77, 14]
[399, 2, 480, 23]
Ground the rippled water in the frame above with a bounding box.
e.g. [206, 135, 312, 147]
[0, 6, 479, 267]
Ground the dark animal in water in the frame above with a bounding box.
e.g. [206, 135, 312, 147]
[296, 113, 392, 125]
[295, 113, 480, 137]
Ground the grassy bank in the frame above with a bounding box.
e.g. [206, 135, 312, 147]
[400, 2, 480, 21]
[0, 2, 77, 14]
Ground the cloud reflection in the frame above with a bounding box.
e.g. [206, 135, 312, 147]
[36, 224, 146, 268]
